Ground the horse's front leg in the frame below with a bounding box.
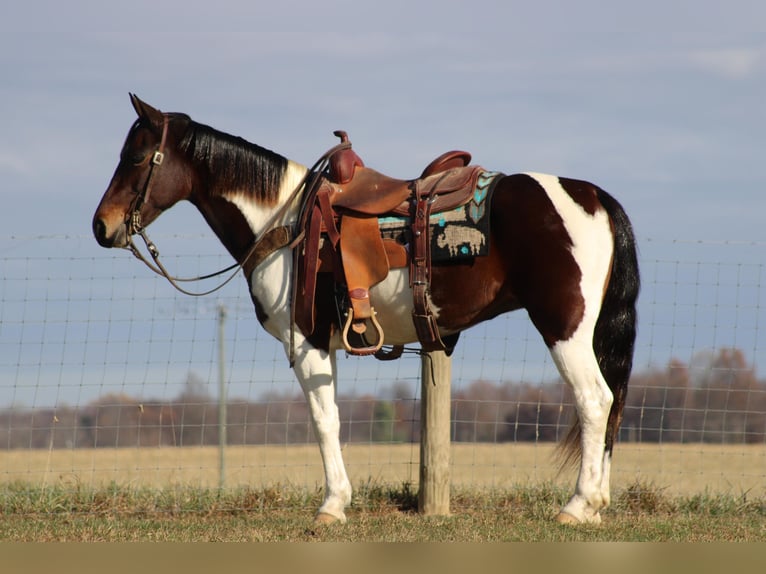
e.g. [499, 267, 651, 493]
[291, 344, 352, 523]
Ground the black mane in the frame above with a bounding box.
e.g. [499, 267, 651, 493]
[178, 117, 288, 202]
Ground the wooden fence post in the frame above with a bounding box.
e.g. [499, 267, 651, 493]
[418, 350, 451, 515]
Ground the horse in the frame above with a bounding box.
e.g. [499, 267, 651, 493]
[93, 94, 639, 525]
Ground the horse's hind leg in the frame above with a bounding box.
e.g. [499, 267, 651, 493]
[549, 335, 612, 524]
[508, 173, 636, 523]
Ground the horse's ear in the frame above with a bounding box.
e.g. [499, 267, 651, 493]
[129, 93, 163, 124]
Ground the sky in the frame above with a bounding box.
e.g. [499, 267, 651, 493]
[2, 1, 766, 406]
[2, 0, 765, 242]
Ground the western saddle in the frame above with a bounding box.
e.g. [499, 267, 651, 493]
[293, 130, 486, 360]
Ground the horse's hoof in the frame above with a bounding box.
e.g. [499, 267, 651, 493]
[555, 511, 581, 525]
[314, 512, 342, 525]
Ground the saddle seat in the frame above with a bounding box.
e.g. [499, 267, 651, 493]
[328, 132, 474, 216]
[297, 131, 483, 358]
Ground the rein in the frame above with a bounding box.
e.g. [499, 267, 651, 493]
[124, 115, 350, 297]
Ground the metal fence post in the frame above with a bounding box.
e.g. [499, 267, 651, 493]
[217, 304, 227, 490]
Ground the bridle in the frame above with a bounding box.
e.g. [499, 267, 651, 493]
[126, 115, 169, 239]
[123, 113, 350, 297]
[122, 114, 244, 296]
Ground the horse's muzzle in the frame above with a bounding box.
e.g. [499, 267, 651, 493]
[92, 216, 128, 248]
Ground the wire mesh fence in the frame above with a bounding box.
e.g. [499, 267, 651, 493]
[1, 234, 765, 497]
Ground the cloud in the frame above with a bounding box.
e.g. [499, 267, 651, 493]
[688, 47, 763, 79]
[0, 150, 31, 177]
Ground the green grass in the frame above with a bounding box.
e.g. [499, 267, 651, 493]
[1, 481, 764, 541]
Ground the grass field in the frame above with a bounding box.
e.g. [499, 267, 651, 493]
[1, 480, 764, 542]
[2, 443, 764, 541]
[3, 442, 764, 496]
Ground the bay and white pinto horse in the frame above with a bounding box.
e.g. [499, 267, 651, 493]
[93, 95, 639, 525]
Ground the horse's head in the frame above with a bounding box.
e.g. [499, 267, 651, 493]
[93, 94, 193, 248]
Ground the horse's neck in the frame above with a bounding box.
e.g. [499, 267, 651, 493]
[221, 159, 307, 234]
[195, 159, 308, 253]
[217, 160, 308, 337]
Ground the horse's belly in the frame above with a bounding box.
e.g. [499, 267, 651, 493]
[368, 268, 421, 345]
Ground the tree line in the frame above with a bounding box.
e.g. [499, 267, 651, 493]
[1, 348, 764, 449]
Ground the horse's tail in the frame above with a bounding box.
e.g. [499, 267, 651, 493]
[562, 188, 640, 464]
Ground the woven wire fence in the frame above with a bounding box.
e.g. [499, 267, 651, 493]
[1, 234, 765, 497]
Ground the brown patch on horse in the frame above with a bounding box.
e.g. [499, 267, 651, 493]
[557, 177, 602, 215]
[429, 174, 585, 347]
[193, 194, 256, 263]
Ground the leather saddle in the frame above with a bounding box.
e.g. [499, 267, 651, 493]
[295, 131, 485, 358]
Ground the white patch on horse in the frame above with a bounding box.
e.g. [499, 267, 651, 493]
[525, 172, 612, 336]
[368, 268, 422, 345]
[221, 160, 308, 337]
[222, 160, 308, 235]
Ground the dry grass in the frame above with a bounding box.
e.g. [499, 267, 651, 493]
[2, 442, 763, 498]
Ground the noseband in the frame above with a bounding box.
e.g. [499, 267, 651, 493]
[123, 116, 351, 297]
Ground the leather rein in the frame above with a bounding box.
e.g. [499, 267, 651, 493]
[123, 113, 350, 297]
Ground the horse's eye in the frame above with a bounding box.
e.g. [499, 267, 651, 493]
[121, 148, 148, 165]
[130, 153, 148, 165]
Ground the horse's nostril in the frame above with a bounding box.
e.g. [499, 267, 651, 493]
[93, 218, 110, 246]
[93, 218, 104, 239]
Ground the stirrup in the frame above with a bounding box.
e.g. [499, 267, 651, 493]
[341, 307, 385, 356]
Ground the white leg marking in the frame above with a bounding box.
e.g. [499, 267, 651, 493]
[291, 344, 351, 522]
[249, 255, 352, 521]
[551, 338, 612, 524]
